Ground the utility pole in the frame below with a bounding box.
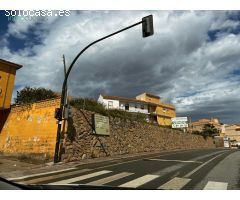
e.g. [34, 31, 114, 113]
[53, 15, 154, 163]
[57, 54, 68, 162]
[63, 55, 68, 106]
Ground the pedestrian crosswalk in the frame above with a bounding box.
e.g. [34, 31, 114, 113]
[49, 170, 112, 185]
[158, 177, 191, 190]
[10, 168, 229, 190]
[18, 168, 92, 185]
[86, 172, 134, 186]
[203, 181, 228, 190]
[120, 174, 159, 188]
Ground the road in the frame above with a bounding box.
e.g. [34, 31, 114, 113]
[8, 148, 240, 189]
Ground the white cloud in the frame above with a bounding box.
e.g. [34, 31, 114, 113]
[210, 19, 240, 31]
[1, 10, 240, 123]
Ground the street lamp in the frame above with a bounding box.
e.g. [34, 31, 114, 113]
[54, 15, 154, 163]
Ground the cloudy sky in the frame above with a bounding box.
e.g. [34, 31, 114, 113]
[0, 10, 240, 123]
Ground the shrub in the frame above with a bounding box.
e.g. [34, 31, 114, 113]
[70, 98, 107, 115]
[15, 86, 58, 105]
[70, 98, 149, 123]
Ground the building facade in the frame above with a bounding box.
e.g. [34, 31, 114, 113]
[0, 59, 22, 110]
[188, 118, 222, 133]
[221, 124, 240, 145]
[98, 92, 176, 126]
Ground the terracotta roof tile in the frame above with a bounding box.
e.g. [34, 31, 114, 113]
[144, 92, 160, 99]
[102, 95, 154, 105]
[0, 59, 22, 69]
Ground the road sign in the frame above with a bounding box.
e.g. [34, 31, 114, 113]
[223, 136, 230, 148]
[171, 117, 188, 128]
[92, 114, 110, 136]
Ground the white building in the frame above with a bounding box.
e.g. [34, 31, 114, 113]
[98, 94, 151, 114]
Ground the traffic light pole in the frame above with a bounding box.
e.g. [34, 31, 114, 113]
[54, 16, 153, 163]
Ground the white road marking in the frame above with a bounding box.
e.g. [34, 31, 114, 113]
[147, 158, 202, 163]
[49, 170, 112, 185]
[45, 184, 80, 186]
[18, 169, 92, 184]
[184, 152, 225, 178]
[203, 181, 228, 190]
[8, 167, 77, 181]
[158, 177, 191, 190]
[86, 149, 198, 172]
[119, 174, 159, 188]
[192, 150, 227, 161]
[153, 163, 186, 176]
[86, 172, 134, 186]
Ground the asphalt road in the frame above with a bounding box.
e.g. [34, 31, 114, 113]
[8, 148, 240, 190]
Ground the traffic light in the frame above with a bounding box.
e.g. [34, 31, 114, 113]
[54, 108, 62, 121]
[142, 15, 154, 38]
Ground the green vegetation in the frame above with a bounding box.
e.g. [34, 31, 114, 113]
[14, 86, 58, 105]
[202, 123, 220, 138]
[70, 98, 154, 123]
[192, 124, 219, 139]
[69, 98, 106, 114]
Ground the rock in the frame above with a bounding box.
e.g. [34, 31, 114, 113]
[81, 153, 87, 160]
[61, 109, 215, 163]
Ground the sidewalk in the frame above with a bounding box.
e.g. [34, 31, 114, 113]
[0, 156, 41, 179]
[194, 150, 240, 189]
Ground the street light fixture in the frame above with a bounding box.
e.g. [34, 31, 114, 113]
[54, 15, 154, 163]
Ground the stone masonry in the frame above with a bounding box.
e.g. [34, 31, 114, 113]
[61, 108, 215, 162]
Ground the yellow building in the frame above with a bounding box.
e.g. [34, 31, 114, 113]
[221, 124, 240, 144]
[136, 92, 176, 126]
[188, 118, 222, 133]
[0, 59, 22, 110]
[0, 59, 66, 159]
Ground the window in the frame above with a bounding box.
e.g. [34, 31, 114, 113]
[125, 103, 129, 110]
[108, 101, 113, 109]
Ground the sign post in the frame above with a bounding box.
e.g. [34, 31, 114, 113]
[171, 117, 189, 130]
[223, 136, 230, 148]
[92, 114, 110, 136]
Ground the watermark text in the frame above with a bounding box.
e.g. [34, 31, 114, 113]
[5, 10, 71, 22]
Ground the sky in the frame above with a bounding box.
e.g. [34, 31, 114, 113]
[0, 10, 240, 124]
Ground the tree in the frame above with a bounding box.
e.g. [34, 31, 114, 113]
[15, 86, 58, 104]
[202, 123, 219, 138]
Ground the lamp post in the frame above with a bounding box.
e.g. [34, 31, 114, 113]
[54, 15, 154, 163]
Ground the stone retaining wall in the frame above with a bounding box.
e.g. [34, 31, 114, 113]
[61, 108, 215, 162]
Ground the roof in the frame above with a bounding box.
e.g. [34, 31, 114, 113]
[225, 124, 240, 128]
[0, 59, 23, 70]
[101, 95, 154, 105]
[144, 92, 160, 99]
[101, 94, 175, 110]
